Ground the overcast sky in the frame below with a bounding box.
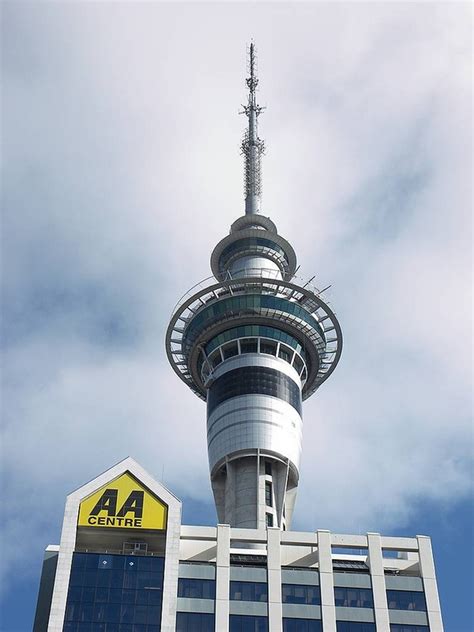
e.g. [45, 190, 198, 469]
[1, 2, 472, 630]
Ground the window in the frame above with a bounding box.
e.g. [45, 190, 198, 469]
[293, 355, 304, 375]
[282, 584, 321, 605]
[229, 615, 268, 632]
[278, 344, 293, 363]
[210, 350, 222, 369]
[386, 590, 427, 611]
[390, 626, 430, 632]
[266, 513, 273, 527]
[264, 461, 272, 476]
[178, 578, 215, 599]
[260, 340, 277, 356]
[222, 342, 239, 360]
[283, 620, 322, 632]
[230, 581, 267, 602]
[336, 624, 376, 632]
[176, 612, 215, 632]
[265, 482, 272, 507]
[64, 553, 164, 629]
[240, 338, 258, 354]
[207, 366, 302, 415]
[334, 587, 373, 608]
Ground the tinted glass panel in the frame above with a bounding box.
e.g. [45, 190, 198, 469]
[175, 612, 215, 632]
[336, 624, 376, 632]
[282, 584, 321, 605]
[177, 578, 216, 599]
[260, 340, 277, 356]
[240, 339, 258, 354]
[283, 620, 322, 632]
[222, 342, 239, 359]
[387, 590, 427, 611]
[207, 367, 302, 415]
[230, 581, 267, 602]
[334, 587, 373, 608]
[229, 615, 268, 632]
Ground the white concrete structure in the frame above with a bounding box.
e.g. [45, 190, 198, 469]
[34, 457, 444, 632]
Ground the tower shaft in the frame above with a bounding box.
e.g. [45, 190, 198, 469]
[166, 46, 342, 530]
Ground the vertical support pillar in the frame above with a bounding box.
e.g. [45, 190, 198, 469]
[215, 524, 230, 632]
[417, 535, 444, 631]
[267, 527, 283, 632]
[317, 530, 336, 631]
[367, 533, 390, 632]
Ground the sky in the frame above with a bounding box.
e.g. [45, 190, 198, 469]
[1, 2, 472, 631]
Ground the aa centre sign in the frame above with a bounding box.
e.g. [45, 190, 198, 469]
[78, 472, 167, 530]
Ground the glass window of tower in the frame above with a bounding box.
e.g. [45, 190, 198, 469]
[334, 586, 374, 608]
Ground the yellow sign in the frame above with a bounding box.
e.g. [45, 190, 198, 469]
[78, 472, 167, 530]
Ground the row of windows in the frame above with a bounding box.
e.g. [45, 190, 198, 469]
[173, 614, 429, 632]
[66, 586, 162, 606]
[201, 337, 307, 384]
[204, 325, 305, 358]
[207, 366, 302, 416]
[387, 590, 427, 611]
[175, 580, 427, 613]
[63, 624, 160, 632]
[64, 603, 161, 626]
[185, 294, 324, 344]
[69, 570, 164, 591]
[71, 554, 164, 572]
[334, 587, 373, 608]
[219, 237, 288, 270]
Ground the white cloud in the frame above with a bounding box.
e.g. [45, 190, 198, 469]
[1, 1, 471, 592]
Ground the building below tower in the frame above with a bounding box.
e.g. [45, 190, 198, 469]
[34, 458, 444, 632]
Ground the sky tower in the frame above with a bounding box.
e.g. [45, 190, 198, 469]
[165, 44, 343, 530]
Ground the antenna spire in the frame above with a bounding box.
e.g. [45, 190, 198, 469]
[241, 42, 265, 215]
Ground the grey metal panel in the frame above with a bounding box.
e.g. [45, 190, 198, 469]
[230, 566, 267, 583]
[333, 572, 371, 589]
[335, 607, 375, 623]
[178, 563, 216, 580]
[385, 575, 424, 591]
[282, 604, 322, 620]
[229, 601, 268, 616]
[388, 609, 429, 626]
[176, 597, 215, 614]
[281, 569, 319, 585]
[33, 550, 59, 632]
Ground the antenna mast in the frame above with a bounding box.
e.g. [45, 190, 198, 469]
[242, 42, 265, 215]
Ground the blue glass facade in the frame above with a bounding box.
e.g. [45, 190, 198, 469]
[63, 553, 164, 632]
